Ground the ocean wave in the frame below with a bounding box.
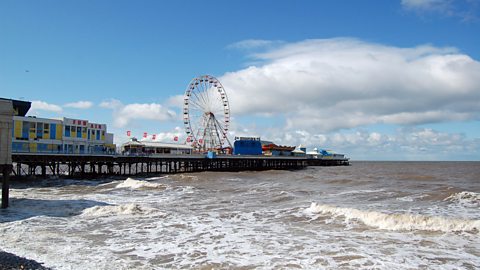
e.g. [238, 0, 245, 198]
[444, 191, 480, 207]
[80, 203, 157, 217]
[305, 202, 480, 233]
[115, 178, 166, 190]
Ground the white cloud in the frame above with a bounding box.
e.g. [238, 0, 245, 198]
[245, 124, 479, 160]
[221, 38, 480, 133]
[401, 0, 479, 21]
[30, 100, 63, 113]
[99, 99, 123, 109]
[227, 39, 284, 50]
[166, 95, 184, 108]
[401, 0, 447, 10]
[143, 127, 184, 142]
[100, 99, 177, 128]
[64, 101, 93, 109]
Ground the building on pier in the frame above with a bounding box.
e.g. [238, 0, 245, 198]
[12, 113, 115, 154]
[121, 138, 193, 155]
[291, 145, 307, 157]
[306, 148, 347, 160]
[233, 137, 262, 155]
[261, 141, 295, 156]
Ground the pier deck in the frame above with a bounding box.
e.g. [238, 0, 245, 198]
[11, 153, 349, 179]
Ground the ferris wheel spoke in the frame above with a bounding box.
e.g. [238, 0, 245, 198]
[190, 93, 207, 110]
[192, 86, 208, 107]
[189, 99, 208, 112]
[200, 81, 211, 109]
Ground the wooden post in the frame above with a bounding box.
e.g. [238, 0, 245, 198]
[41, 165, 46, 178]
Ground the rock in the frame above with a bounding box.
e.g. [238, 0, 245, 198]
[0, 251, 50, 270]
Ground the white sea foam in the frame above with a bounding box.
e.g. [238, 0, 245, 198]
[115, 177, 166, 190]
[396, 193, 428, 202]
[444, 191, 480, 207]
[80, 203, 157, 217]
[306, 202, 480, 233]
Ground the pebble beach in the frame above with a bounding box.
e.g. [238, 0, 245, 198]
[0, 250, 49, 270]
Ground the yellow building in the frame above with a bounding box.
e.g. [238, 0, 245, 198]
[12, 116, 114, 154]
[12, 116, 63, 153]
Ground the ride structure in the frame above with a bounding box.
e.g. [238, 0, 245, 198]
[183, 75, 232, 153]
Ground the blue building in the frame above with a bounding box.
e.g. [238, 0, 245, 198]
[233, 137, 262, 155]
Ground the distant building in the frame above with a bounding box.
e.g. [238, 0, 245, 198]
[292, 144, 307, 157]
[11, 110, 115, 154]
[307, 148, 346, 160]
[261, 141, 295, 156]
[121, 138, 193, 155]
[233, 137, 262, 155]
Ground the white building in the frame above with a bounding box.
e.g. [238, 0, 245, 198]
[121, 138, 193, 155]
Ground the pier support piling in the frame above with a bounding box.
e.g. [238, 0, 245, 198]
[1, 165, 12, 209]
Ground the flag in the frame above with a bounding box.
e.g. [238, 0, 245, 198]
[174, 136, 178, 141]
[127, 131, 131, 137]
[199, 139, 203, 144]
[143, 132, 147, 138]
[152, 134, 156, 140]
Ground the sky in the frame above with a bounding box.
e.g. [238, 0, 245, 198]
[1, 0, 479, 161]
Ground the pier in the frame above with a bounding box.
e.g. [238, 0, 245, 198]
[11, 153, 349, 179]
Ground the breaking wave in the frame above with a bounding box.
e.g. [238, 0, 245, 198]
[306, 202, 480, 233]
[81, 203, 157, 217]
[444, 191, 480, 207]
[115, 178, 166, 190]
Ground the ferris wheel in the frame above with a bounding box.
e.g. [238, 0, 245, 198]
[183, 75, 231, 152]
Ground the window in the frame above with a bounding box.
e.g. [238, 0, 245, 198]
[65, 125, 71, 137]
[71, 126, 75, 132]
[29, 122, 36, 133]
[22, 121, 30, 139]
[37, 123, 43, 138]
[44, 123, 49, 130]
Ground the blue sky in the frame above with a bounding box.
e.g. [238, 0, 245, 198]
[1, 0, 479, 160]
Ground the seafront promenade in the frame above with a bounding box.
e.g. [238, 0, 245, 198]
[11, 153, 349, 179]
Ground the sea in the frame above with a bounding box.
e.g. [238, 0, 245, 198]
[0, 161, 479, 269]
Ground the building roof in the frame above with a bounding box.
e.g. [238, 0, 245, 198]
[262, 144, 295, 151]
[0, 98, 31, 116]
[122, 140, 144, 147]
[292, 148, 306, 154]
[142, 141, 193, 150]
